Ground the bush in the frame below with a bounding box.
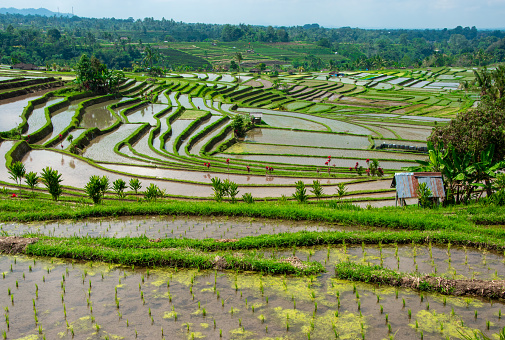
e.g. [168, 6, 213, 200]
[129, 178, 142, 194]
[310, 180, 324, 200]
[242, 193, 254, 204]
[144, 183, 163, 202]
[112, 179, 127, 198]
[85, 176, 104, 204]
[293, 180, 308, 203]
[40, 167, 63, 201]
[335, 183, 348, 200]
[24, 172, 39, 197]
[8, 161, 26, 185]
[417, 182, 433, 208]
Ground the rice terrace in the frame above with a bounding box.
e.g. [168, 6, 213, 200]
[1, 10, 505, 340]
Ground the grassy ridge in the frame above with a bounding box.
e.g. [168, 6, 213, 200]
[24, 238, 324, 275]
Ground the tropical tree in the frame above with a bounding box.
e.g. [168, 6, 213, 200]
[40, 167, 63, 201]
[75, 54, 124, 94]
[24, 172, 39, 197]
[8, 161, 26, 186]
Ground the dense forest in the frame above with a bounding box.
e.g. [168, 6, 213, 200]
[1, 12, 505, 71]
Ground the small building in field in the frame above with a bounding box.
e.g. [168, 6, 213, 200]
[250, 112, 262, 124]
[391, 172, 445, 206]
[11, 63, 40, 70]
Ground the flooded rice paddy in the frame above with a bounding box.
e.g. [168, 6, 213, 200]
[0, 215, 503, 339]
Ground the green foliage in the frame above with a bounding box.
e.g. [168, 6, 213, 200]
[293, 180, 308, 203]
[75, 54, 124, 94]
[24, 172, 39, 197]
[85, 176, 105, 204]
[112, 179, 127, 198]
[335, 183, 348, 200]
[310, 180, 324, 200]
[8, 161, 26, 185]
[231, 114, 250, 138]
[25, 237, 323, 275]
[211, 177, 239, 203]
[227, 181, 239, 204]
[129, 178, 142, 194]
[144, 183, 163, 202]
[211, 177, 224, 202]
[39, 167, 63, 201]
[417, 182, 433, 208]
[242, 193, 255, 204]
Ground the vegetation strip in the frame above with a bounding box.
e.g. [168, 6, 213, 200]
[334, 262, 505, 299]
[0, 236, 323, 275]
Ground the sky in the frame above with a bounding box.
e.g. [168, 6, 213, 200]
[2, 0, 505, 29]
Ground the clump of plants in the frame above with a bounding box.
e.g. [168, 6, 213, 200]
[144, 183, 164, 202]
[293, 180, 308, 203]
[40, 167, 63, 201]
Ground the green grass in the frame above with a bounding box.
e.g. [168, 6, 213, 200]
[178, 109, 208, 120]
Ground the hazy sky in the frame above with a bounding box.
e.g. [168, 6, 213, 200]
[3, 0, 505, 29]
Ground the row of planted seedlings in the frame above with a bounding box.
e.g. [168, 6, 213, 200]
[1, 226, 505, 339]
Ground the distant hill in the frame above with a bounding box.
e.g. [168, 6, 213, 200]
[0, 7, 73, 17]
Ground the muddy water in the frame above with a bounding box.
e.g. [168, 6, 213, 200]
[244, 129, 371, 149]
[83, 124, 143, 163]
[223, 143, 424, 162]
[219, 74, 235, 83]
[261, 114, 328, 131]
[132, 127, 184, 164]
[0, 140, 16, 179]
[126, 104, 167, 126]
[164, 119, 193, 154]
[36, 98, 91, 145]
[25, 97, 65, 135]
[189, 120, 230, 156]
[178, 116, 221, 155]
[237, 107, 372, 135]
[53, 129, 86, 150]
[99, 163, 350, 185]
[157, 90, 170, 105]
[19, 149, 305, 197]
[0, 91, 52, 132]
[153, 113, 171, 150]
[0, 246, 501, 339]
[177, 94, 194, 109]
[1, 215, 367, 239]
[80, 99, 129, 130]
[218, 153, 414, 170]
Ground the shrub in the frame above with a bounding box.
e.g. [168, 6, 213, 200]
[227, 181, 239, 203]
[112, 179, 127, 198]
[144, 184, 163, 202]
[85, 176, 104, 204]
[417, 182, 433, 208]
[335, 183, 348, 200]
[40, 167, 63, 201]
[24, 172, 39, 197]
[293, 180, 308, 203]
[242, 193, 254, 204]
[211, 177, 224, 202]
[99, 176, 110, 198]
[129, 178, 142, 194]
[8, 161, 26, 185]
[310, 180, 324, 200]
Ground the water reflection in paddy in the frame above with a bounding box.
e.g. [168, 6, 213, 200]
[0, 243, 501, 339]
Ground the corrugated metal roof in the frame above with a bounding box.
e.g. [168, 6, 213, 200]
[392, 172, 445, 199]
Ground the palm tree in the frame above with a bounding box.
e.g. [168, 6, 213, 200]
[234, 52, 243, 81]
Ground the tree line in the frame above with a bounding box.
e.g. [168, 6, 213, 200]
[1, 12, 505, 70]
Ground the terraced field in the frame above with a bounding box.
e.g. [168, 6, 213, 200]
[0, 67, 475, 205]
[3, 68, 505, 340]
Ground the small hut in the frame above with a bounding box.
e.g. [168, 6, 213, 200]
[250, 112, 262, 125]
[391, 172, 445, 206]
